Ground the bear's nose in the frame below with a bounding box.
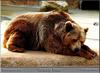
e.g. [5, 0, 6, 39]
[74, 48, 80, 53]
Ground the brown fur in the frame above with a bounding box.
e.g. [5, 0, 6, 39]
[3, 11, 97, 59]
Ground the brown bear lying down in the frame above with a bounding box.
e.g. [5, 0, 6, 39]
[3, 11, 97, 59]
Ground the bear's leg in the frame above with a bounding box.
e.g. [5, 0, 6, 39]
[6, 31, 26, 52]
[77, 45, 97, 59]
[44, 35, 75, 55]
[43, 35, 63, 54]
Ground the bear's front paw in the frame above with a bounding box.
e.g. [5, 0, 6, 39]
[85, 50, 97, 59]
[78, 49, 97, 59]
[79, 45, 97, 59]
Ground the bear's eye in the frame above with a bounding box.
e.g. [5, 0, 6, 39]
[72, 39, 77, 42]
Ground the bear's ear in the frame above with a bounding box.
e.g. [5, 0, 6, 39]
[84, 28, 88, 33]
[65, 21, 74, 32]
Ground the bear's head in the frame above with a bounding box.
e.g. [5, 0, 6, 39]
[54, 20, 88, 53]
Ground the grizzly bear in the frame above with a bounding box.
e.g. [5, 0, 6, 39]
[3, 11, 97, 59]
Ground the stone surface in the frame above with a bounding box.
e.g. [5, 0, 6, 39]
[1, 48, 99, 67]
